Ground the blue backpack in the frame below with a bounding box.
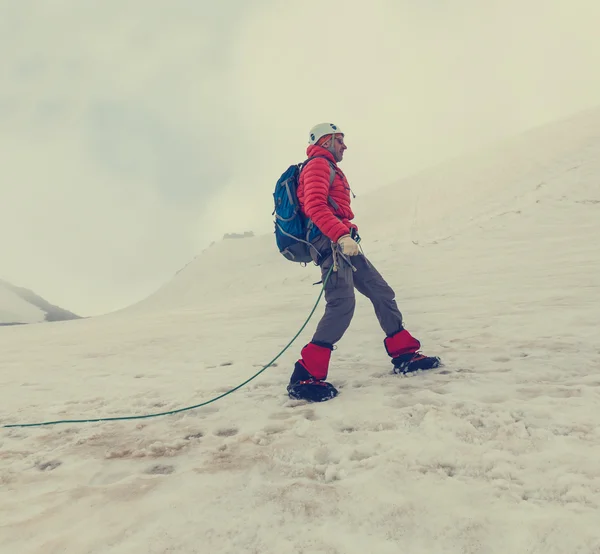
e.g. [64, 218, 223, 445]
[273, 155, 336, 263]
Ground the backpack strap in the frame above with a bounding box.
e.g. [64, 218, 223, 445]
[326, 166, 339, 210]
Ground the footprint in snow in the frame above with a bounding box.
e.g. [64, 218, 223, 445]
[184, 432, 204, 440]
[145, 464, 175, 475]
[340, 426, 357, 434]
[35, 460, 62, 471]
[214, 428, 238, 437]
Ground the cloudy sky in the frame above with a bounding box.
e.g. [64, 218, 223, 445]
[1, 0, 599, 316]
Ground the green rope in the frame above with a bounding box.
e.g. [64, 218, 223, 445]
[3, 266, 334, 429]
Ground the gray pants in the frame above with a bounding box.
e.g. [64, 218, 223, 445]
[310, 235, 404, 345]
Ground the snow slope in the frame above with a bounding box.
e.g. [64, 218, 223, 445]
[0, 279, 80, 325]
[2, 107, 600, 554]
[0, 282, 45, 325]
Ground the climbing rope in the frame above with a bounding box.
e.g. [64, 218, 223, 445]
[3, 266, 334, 429]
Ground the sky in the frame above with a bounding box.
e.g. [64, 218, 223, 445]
[1, 0, 599, 316]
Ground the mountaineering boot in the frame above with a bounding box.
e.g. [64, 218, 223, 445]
[390, 352, 441, 374]
[287, 342, 338, 402]
[384, 328, 441, 375]
[287, 362, 339, 402]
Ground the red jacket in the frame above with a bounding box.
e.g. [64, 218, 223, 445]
[297, 145, 357, 243]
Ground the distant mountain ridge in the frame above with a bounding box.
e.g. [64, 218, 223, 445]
[0, 279, 80, 325]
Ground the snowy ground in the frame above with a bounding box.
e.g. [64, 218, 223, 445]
[2, 108, 600, 553]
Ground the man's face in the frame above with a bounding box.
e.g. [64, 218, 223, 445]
[329, 134, 347, 162]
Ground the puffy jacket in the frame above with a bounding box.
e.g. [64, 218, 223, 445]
[297, 145, 357, 243]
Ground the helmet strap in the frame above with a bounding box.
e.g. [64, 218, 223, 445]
[323, 134, 335, 155]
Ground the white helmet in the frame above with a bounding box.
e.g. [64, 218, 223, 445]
[308, 122, 344, 145]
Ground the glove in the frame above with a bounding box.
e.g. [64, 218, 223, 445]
[337, 234, 360, 256]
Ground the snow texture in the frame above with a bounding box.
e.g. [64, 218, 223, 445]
[1, 107, 600, 553]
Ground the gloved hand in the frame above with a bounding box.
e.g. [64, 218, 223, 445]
[337, 234, 360, 256]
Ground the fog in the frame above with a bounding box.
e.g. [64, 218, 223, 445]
[1, 0, 599, 315]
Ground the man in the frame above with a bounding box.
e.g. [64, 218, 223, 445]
[287, 122, 441, 402]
